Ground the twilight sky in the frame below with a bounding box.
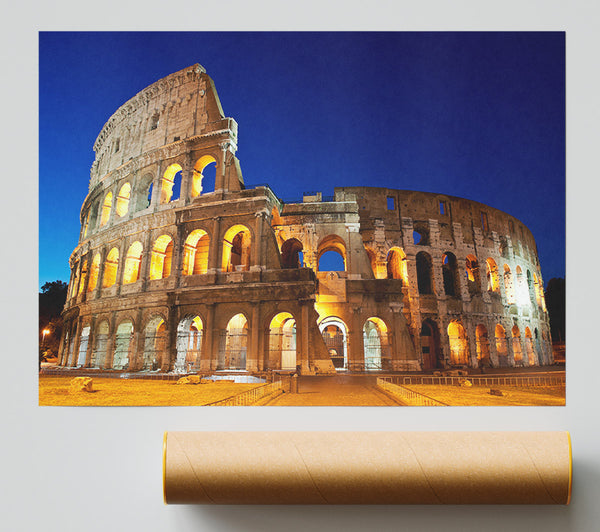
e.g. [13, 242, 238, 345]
[39, 31, 565, 287]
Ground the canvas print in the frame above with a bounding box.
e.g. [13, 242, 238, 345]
[39, 32, 565, 406]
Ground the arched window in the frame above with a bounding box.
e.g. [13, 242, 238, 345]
[182, 230, 210, 275]
[319, 317, 348, 370]
[115, 183, 132, 217]
[281, 238, 304, 269]
[87, 253, 101, 292]
[486, 258, 500, 292]
[123, 241, 143, 284]
[218, 313, 248, 370]
[421, 319, 441, 370]
[175, 316, 203, 373]
[100, 192, 113, 227]
[476, 324, 491, 364]
[516, 266, 526, 304]
[442, 252, 459, 297]
[222, 225, 251, 272]
[143, 317, 167, 371]
[77, 259, 88, 296]
[465, 255, 481, 295]
[416, 251, 434, 295]
[82, 211, 90, 239]
[91, 320, 109, 368]
[269, 312, 297, 370]
[102, 247, 119, 288]
[76, 326, 90, 367]
[512, 325, 523, 364]
[113, 320, 133, 369]
[317, 235, 347, 272]
[363, 317, 389, 371]
[495, 324, 508, 367]
[149, 235, 173, 280]
[533, 273, 542, 306]
[160, 163, 182, 204]
[192, 155, 217, 197]
[503, 264, 516, 304]
[387, 247, 408, 283]
[448, 321, 469, 365]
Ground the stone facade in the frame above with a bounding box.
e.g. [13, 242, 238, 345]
[58, 64, 552, 375]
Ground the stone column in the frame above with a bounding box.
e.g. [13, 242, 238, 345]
[348, 308, 363, 372]
[207, 216, 222, 274]
[84, 317, 96, 367]
[131, 308, 145, 371]
[250, 211, 266, 272]
[199, 304, 216, 372]
[299, 301, 311, 374]
[247, 303, 261, 372]
[163, 306, 177, 372]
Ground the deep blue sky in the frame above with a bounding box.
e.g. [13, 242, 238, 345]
[39, 32, 565, 288]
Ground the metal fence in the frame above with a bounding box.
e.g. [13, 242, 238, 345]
[376, 378, 447, 406]
[385, 375, 565, 388]
[205, 379, 283, 406]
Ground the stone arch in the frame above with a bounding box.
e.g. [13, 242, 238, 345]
[218, 313, 248, 370]
[442, 252, 459, 297]
[268, 312, 297, 370]
[317, 234, 347, 272]
[318, 316, 348, 370]
[495, 324, 509, 367]
[133, 172, 154, 212]
[476, 324, 491, 364]
[486, 258, 500, 293]
[115, 182, 132, 217]
[149, 235, 173, 280]
[142, 315, 167, 371]
[363, 317, 389, 371]
[421, 319, 441, 370]
[87, 252, 101, 292]
[416, 251, 434, 295]
[465, 254, 481, 295]
[100, 191, 113, 227]
[192, 155, 217, 197]
[222, 224, 252, 272]
[160, 163, 183, 204]
[123, 241, 143, 284]
[387, 247, 408, 284]
[175, 315, 204, 373]
[76, 325, 91, 367]
[524, 326, 536, 365]
[102, 247, 119, 288]
[512, 325, 523, 365]
[182, 229, 210, 275]
[113, 319, 134, 370]
[91, 320, 110, 368]
[281, 238, 304, 269]
[448, 321, 469, 365]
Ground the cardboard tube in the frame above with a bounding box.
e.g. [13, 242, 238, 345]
[163, 431, 572, 505]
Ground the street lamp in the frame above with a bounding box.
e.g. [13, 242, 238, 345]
[42, 328, 50, 348]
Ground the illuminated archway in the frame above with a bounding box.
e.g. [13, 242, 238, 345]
[269, 312, 297, 370]
[319, 316, 348, 370]
[476, 324, 491, 364]
[363, 317, 389, 371]
[102, 247, 119, 288]
[123, 241, 143, 284]
[486, 258, 500, 293]
[495, 324, 509, 367]
[387, 247, 408, 283]
[465, 255, 481, 295]
[76, 326, 90, 367]
[141, 317, 166, 371]
[222, 225, 251, 272]
[175, 315, 203, 373]
[192, 155, 217, 197]
[115, 183, 131, 217]
[113, 320, 134, 369]
[182, 230, 210, 275]
[448, 321, 469, 365]
[317, 235, 347, 272]
[91, 320, 109, 368]
[421, 319, 441, 370]
[524, 327, 536, 365]
[100, 191, 112, 227]
[87, 253, 100, 292]
[218, 313, 248, 370]
[512, 325, 523, 364]
[504, 264, 515, 304]
[281, 238, 304, 269]
[149, 235, 173, 280]
[160, 163, 182, 204]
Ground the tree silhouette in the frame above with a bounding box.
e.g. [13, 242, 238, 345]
[545, 278, 565, 343]
[39, 280, 68, 360]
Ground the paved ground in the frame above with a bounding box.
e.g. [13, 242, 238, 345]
[265, 375, 403, 406]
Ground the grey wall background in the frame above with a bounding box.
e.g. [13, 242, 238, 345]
[2, 2, 599, 531]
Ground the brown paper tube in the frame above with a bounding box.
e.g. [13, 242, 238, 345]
[163, 431, 572, 505]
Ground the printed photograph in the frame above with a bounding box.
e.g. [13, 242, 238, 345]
[39, 32, 565, 406]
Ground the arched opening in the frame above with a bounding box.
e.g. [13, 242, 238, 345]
[123, 241, 143, 284]
[465, 255, 481, 295]
[182, 230, 210, 275]
[486, 258, 500, 293]
[89, 200, 100, 232]
[525, 327, 536, 365]
[115, 182, 131, 217]
[495, 324, 509, 367]
[512, 325, 523, 365]
[192, 155, 217, 197]
[149, 235, 173, 280]
[222, 225, 251, 272]
[413, 225, 429, 246]
[363, 317, 389, 371]
[476, 324, 491, 365]
[87, 253, 100, 292]
[141, 317, 167, 371]
[421, 319, 441, 370]
[91, 321, 109, 368]
[387, 247, 408, 283]
[160, 163, 183, 204]
[281, 238, 304, 269]
[269, 312, 297, 370]
[175, 316, 203, 373]
[516, 266, 525, 304]
[76, 326, 90, 367]
[100, 192, 113, 227]
[113, 320, 134, 370]
[317, 235, 347, 272]
[442, 252, 459, 297]
[77, 259, 88, 296]
[146, 182, 154, 209]
[448, 321, 469, 365]
[504, 264, 515, 304]
[416, 251, 434, 295]
[533, 273, 542, 307]
[218, 313, 248, 370]
[82, 211, 90, 239]
[102, 247, 119, 288]
[319, 317, 348, 370]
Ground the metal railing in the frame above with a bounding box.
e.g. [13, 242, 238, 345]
[376, 378, 447, 406]
[393, 375, 565, 388]
[205, 379, 283, 406]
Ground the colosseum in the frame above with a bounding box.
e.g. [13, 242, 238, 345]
[57, 63, 553, 376]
